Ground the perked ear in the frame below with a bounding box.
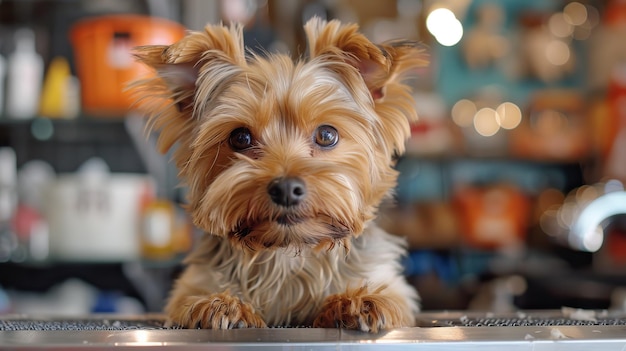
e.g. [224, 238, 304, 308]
[304, 17, 427, 101]
[304, 17, 427, 159]
[132, 24, 246, 153]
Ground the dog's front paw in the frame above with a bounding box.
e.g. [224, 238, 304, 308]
[313, 286, 410, 333]
[167, 292, 267, 329]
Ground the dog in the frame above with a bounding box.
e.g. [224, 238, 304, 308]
[132, 16, 427, 332]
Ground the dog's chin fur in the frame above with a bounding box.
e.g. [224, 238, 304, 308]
[132, 16, 427, 332]
[229, 213, 352, 252]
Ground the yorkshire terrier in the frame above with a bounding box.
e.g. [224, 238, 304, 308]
[132, 17, 426, 332]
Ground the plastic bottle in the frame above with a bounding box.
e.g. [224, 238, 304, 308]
[39, 56, 81, 119]
[6, 28, 43, 119]
[39, 56, 71, 118]
[140, 198, 175, 260]
[0, 54, 5, 117]
[0, 148, 18, 262]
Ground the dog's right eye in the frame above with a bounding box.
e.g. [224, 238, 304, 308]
[314, 125, 339, 149]
[229, 127, 253, 151]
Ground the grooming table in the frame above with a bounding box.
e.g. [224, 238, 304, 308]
[2, 310, 626, 349]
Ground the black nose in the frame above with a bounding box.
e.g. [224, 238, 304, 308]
[267, 177, 306, 207]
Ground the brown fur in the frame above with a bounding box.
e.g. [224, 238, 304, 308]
[132, 17, 427, 332]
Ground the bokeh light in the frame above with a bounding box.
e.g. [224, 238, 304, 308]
[473, 108, 500, 136]
[426, 8, 463, 46]
[496, 102, 522, 130]
[451, 99, 477, 127]
[563, 2, 588, 26]
[548, 13, 574, 38]
[545, 40, 571, 66]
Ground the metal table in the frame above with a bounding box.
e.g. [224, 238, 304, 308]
[2, 310, 626, 350]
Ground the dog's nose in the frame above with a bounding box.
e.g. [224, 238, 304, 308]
[267, 177, 306, 207]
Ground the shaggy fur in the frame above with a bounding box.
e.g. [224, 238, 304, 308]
[132, 17, 427, 332]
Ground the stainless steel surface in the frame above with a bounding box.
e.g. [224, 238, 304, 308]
[2, 326, 626, 350]
[3, 311, 626, 349]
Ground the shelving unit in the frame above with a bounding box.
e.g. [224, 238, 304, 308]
[0, 117, 146, 173]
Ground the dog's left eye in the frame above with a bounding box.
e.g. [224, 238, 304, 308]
[314, 125, 339, 148]
[229, 127, 253, 151]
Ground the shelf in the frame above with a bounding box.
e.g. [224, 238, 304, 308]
[0, 116, 149, 173]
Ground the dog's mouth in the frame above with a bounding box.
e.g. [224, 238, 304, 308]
[229, 213, 351, 250]
[237, 212, 312, 232]
[275, 213, 306, 226]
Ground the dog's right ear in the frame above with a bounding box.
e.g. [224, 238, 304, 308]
[132, 24, 246, 153]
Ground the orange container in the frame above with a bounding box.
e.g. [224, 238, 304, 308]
[453, 184, 531, 250]
[70, 15, 185, 117]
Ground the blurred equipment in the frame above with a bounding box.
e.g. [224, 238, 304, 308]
[462, 3, 509, 70]
[517, 12, 576, 83]
[605, 61, 626, 182]
[44, 158, 155, 261]
[13, 160, 55, 261]
[70, 15, 185, 116]
[407, 93, 460, 156]
[8, 279, 144, 316]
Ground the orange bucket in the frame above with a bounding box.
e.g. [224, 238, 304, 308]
[70, 15, 185, 117]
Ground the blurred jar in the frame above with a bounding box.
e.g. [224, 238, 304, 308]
[140, 199, 175, 260]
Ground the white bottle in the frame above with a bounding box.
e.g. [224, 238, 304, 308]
[6, 28, 43, 119]
[0, 54, 5, 117]
[0, 148, 17, 223]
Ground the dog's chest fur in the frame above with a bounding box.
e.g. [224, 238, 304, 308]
[178, 223, 411, 326]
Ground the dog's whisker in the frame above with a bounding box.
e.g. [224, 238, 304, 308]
[207, 142, 222, 175]
[245, 72, 253, 95]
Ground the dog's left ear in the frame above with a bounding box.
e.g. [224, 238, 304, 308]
[131, 24, 246, 154]
[304, 17, 427, 101]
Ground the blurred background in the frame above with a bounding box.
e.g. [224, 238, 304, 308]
[0, 0, 625, 317]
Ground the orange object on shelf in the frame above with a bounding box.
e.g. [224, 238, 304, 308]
[70, 15, 185, 117]
[453, 184, 531, 250]
[509, 90, 590, 162]
[604, 0, 626, 27]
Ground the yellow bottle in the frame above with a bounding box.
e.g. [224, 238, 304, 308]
[39, 56, 78, 118]
[140, 199, 175, 260]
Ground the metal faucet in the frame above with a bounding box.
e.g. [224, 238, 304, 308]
[569, 191, 626, 252]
